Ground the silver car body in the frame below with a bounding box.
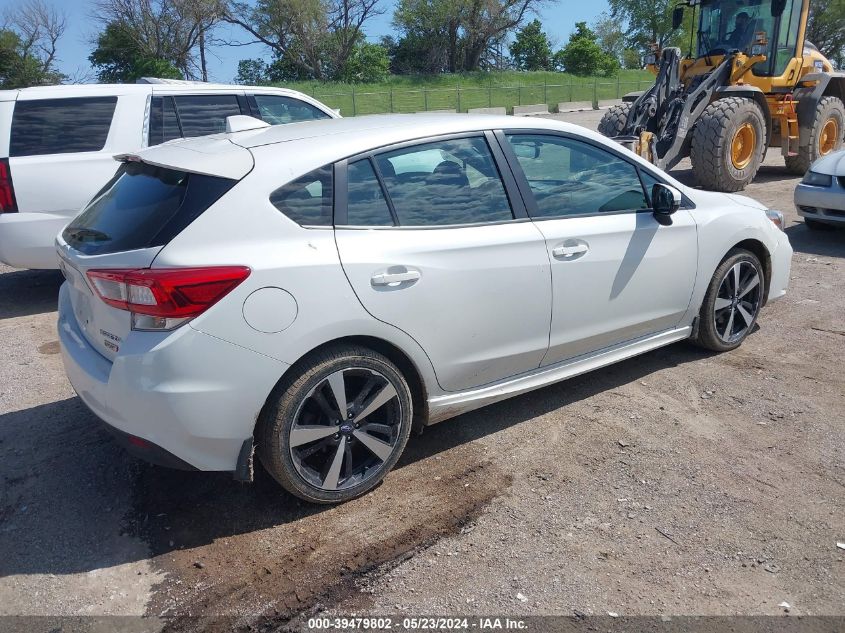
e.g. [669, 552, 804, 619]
[794, 149, 845, 226]
[56, 114, 793, 472]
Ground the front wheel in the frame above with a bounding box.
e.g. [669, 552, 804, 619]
[257, 345, 413, 504]
[691, 249, 765, 352]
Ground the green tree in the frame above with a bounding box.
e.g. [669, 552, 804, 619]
[622, 47, 641, 69]
[235, 58, 268, 84]
[392, 0, 544, 73]
[509, 19, 552, 71]
[0, 29, 59, 88]
[92, 0, 223, 80]
[593, 12, 625, 61]
[89, 21, 181, 82]
[224, 0, 383, 81]
[0, 0, 66, 88]
[807, 0, 845, 67]
[558, 22, 619, 76]
[337, 41, 390, 82]
[392, 0, 458, 72]
[608, 0, 678, 50]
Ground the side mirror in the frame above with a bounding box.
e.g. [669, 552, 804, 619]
[652, 183, 681, 225]
[771, 0, 786, 17]
[672, 6, 685, 30]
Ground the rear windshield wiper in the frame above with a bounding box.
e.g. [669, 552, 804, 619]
[66, 227, 112, 243]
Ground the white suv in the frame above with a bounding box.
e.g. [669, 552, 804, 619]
[0, 79, 338, 269]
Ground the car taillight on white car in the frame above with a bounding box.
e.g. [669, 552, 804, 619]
[86, 267, 251, 331]
[0, 158, 18, 213]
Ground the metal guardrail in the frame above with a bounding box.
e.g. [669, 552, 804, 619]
[302, 79, 655, 116]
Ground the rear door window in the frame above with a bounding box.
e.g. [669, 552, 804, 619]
[174, 94, 242, 137]
[148, 96, 183, 145]
[149, 94, 242, 144]
[346, 159, 394, 226]
[63, 161, 236, 255]
[373, 136, 514, 226]
[10, 97, 117, 157]
[252, 95, 331, 124]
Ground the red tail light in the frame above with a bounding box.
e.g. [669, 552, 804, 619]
[86, 267, 251, 319]
[0, 158, 18, 213]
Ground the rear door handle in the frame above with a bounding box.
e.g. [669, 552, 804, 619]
[551, 244, 589, 258]
[371, 270, 421, 286]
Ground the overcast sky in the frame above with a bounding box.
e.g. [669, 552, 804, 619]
[0, 0, 612, 83]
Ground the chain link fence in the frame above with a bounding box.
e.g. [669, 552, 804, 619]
[302, 79, 655, 116]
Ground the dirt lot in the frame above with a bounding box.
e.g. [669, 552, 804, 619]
[0, 109, 843, 630]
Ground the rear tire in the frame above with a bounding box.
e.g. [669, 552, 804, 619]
[598, 102, 633, 138]
[784, 96, 845, 174]
[690, 97, 766, 192]
[257, 345, 413, 504]
[691, 248, 765, 352]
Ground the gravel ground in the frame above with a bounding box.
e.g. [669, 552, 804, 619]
[0, 109, 842, 629]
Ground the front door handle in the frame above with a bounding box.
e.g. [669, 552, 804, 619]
[551, 243, 589, 259]
[371, 270, 421, 286]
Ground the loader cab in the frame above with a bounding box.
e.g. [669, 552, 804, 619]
[694, 0, 806, 77]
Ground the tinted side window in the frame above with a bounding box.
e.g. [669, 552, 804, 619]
[172, 94, 241, 137]
[253, 95, 330, 125]
[270, 166, 333, 226]
[149, 96, 182, 146]
[639, 171, 661, 207]
[505, 134, 648, 217]
[10, 97, 117, 157]
[374, 136, 513, 226]
[346, 159, 393, 226]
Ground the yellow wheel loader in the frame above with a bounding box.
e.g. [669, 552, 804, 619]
[598, 0, 845, 192]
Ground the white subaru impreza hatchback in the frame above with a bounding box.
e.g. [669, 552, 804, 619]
[56, 114, 792, 503]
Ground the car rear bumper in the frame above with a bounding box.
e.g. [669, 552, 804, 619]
[794, 182, 845, 225]
[0, 212, 69, 269]
[57, 282, 289, 472]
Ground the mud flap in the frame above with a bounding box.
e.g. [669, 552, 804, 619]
[234, 438, 254, 482]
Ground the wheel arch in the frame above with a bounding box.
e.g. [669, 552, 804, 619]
[728, 238, 772, 306]
[259, 335, 431, 438]
[794, 73, 845, 147]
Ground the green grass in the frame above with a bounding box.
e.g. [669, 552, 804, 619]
[271, 70, 654, 116]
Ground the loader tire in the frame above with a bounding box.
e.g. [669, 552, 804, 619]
[784, 96, 845, 174]
[690, 97, 766, 192]
[598, 102, 633, 138]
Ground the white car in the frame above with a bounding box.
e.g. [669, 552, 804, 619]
[0, 79, 338, 269]
[56, 114, 792, 503]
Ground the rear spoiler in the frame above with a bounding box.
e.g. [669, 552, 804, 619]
[114, 137, 254, 180]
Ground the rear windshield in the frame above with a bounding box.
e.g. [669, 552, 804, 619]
[11, 97, 117, 157]
[63, 161, 235, 255]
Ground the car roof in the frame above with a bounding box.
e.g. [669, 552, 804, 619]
[128, 113, 627, 181]
[1, 81, 316, 102]
[228, 113, 577, 150]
